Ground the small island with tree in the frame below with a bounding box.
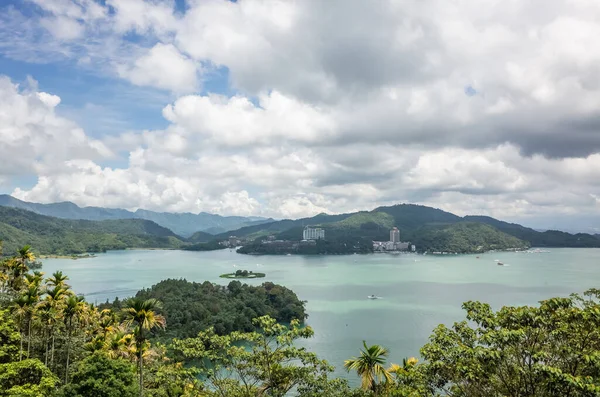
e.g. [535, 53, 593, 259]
[220, 269, 266, 279]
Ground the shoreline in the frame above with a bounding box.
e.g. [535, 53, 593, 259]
[39, 254, 97, 260]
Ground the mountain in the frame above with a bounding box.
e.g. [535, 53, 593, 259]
[464, 216, 600, 248]
[215, 212, 356, 240]
[410, 222, 527, 253]
[0, 207, 185, 255]
[0, 195, 272, 237]
[222, 204, 600, 251]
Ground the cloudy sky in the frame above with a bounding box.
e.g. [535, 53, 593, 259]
[1, 0, 600, 232]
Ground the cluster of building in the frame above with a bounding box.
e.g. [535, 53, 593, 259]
[227, 225, 415, 253]
[373, 227, 415, 252]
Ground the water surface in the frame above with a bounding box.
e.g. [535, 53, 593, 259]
[41, 248, 600, 381]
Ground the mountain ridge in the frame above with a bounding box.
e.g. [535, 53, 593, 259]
[221, 204, 600, 250]
[0, 206, 186, 255]
[0, 195, 273, 237]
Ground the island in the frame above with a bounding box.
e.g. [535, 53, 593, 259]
[220, 269, 266, 279]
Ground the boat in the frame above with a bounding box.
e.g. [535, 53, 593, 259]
[497, 261, 505, 266]
[367, 295, 381, 300]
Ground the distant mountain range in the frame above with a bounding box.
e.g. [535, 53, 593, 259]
[0, 195, 273, 237]
[1, 197, 599, 256]
[218, 204, 600, 252]
[0, 206, 186, 255]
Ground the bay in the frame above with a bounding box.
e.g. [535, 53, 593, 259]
[41, 248, 600, 382]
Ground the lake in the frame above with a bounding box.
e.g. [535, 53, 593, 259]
[41, 248, 600, 382]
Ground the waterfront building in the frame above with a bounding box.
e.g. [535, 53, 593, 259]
[390, 227, 400, 243]
[303, 226, 325, 240]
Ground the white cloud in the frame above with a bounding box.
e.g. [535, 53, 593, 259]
[40, 16, 85, 40]
[4, 1, 600, 230]
[118, 43, 199, 93]
[0, 76, 111, 181]
[162, 91, 335, 146]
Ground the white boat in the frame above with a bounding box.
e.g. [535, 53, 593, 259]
[367, 295, 381, 300]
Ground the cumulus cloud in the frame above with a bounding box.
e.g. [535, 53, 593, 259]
[0, 76, 111, 180]
[3, 1, 600, 230]
[118, 43, 199, 93]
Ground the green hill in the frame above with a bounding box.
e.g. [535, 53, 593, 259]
[187, 230, 215, 243]
[410, 222, 529, 253]
[223, 203, 600, 251]
[464, 216, 600, 247]
[0, 207, 185, 255]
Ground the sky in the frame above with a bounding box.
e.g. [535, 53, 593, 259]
[1, 0, 600, 232]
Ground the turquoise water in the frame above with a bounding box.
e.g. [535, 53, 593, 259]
[41, 248, 600, 381]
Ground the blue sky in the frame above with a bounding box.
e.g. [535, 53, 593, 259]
[1, 0, 600, 231]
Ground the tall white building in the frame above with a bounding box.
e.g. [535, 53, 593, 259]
[303, 226, 325, 240]
[390, 227, 400, 243]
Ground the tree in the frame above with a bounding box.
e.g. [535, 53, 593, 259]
[0, 309, 20, 364]
[40, 285, 67, 369]
[420, 289, 600, 396]
[59, 352, 139, 397]
[0, 359, 58, 397]
[122, 298, 166, 397]
[47, 271, 70, 289]
[344, 341, 393, 394]
[172, 315, 338, 397]
[63, 294, 85, 383]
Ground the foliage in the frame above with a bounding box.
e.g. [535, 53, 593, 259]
[0, 309, 20, 363]
[171, 315, 345, 397]
[4, 243, 600, 397]
[101, 279, 307, 339]
[410, 222, 528, 253]
[331, 212, 395, 230]
[465, 215, 600, 248]
[419, 289, 600, 396]
[237, 237, 374, 255]
[183, 240, 225, 251]
[220, 270, 266, 278]
[345, 341, 393, 392]
[58, 353, 139, 397]
[186, 230, 217, 243]
[0, 359, 58, 397]
[0, 207, 185, 255]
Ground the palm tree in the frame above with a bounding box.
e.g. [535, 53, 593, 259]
[22, 285, 41, 358]
[12, 295, 29, 360]
[344, 341, 393, 393]
[42, 285, 67, 368]
[122, 298, 166, 397]
[47, 271, 70, 289]
[63, 295, 85, 383]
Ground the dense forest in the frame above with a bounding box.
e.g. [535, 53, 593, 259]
[237, 237, 374, 255]
[100, 279, 306, 338]
[410, 222, 529, 253]
[2, 242, 600, 396]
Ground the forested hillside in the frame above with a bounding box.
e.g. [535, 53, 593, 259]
[0, 207, 184, 255]
[101, 279, 307, 338]
[225, 204, 600, 251]
[410, 222, 529, 253]
[465, 216, 600, 247]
